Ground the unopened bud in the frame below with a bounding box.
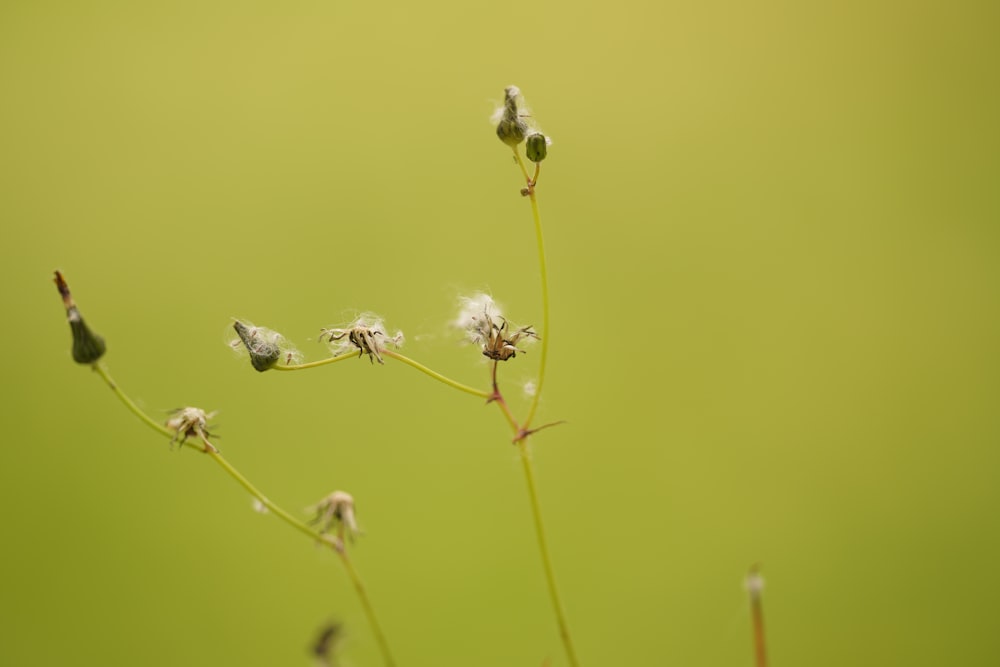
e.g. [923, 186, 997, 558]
[233, 320, 280, 372]
[526, 132, 548, 163]
[495, 86, 528, 147]
[54, 271, 106, 365]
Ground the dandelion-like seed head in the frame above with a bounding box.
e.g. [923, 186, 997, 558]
[309, 490, 360, 549]
[319, 312, 402, 365]
[454, 292, 538, 361]
[165, 406, 218, 452]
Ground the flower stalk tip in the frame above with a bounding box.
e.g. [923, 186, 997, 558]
[53, 271, 106, 365]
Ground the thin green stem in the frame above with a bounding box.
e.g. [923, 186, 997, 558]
[517, 440, 579, 667]
[338, 550, 397, 667]
[270, 351, 358, 371]
[513, 153, 551, 430]
[90, 362, 397, 667]
[512, 145, 532, 183]
[381, 349, 491, 399]
[509, 149, 578, 666]
[93, 362, 178, 441]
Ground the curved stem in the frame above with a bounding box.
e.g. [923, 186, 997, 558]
[271, 351, 358, 371]
[91, 362, 397, 666]
[517, 440, 579, 667]
[94, 362, 177, 440]
[512, 145, 531, 183]
[381, 350, 491, 399]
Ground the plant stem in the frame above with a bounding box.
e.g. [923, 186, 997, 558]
[381, 350, 491, 399]
[338, 549, 397, 667]
[517, 440, 579, 667]
[501, 150, 579, 666]
[270, 350, 359, 371]
[513, 153, 551, 431]
[91, 362, 397, 667]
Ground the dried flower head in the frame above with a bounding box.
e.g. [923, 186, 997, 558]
[309, 491, 360, 549]
[319, 313, 403, 365]
[230, 320, 301, 371]
[165, 406, 218, 453]
[53, 271, 106, 365]
[455, 293, 538, 361]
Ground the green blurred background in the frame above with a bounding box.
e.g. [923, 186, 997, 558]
[2, 0, 999, 665]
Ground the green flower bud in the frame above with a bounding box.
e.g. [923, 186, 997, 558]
[495, 86, 528, 147]
[69, 309, 106, 364]
[54, 271, 106, 365]
[526, 132, 548, 163]
[233, 320, 281, 372]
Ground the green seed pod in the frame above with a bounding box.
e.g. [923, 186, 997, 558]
[69, 309, 106, 364]
[526, 132, 548, 163]
[496, 86, 527, 147]
[233, 320, 280, 372]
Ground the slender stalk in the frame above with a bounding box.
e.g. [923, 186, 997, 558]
[381, 350, 491, 399]
[498, 149, 579, 665]
[338, 549, 397, 667]
[91, 362, 397, 667]
[270, 351, 358, 371]
[513, 153, 551, 431]
[517, 440, 579, 667]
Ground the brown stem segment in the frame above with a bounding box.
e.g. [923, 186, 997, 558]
[748, 564, 767, 667]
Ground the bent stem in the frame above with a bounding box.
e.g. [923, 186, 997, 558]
[381, 349, 491, 399]
[91, 361, 397, 667]
[271, 350, 359, 371]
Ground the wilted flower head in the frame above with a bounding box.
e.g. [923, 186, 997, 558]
[53, 271, 106, 365]
[309, 491, 360, 549]
[230, 320, 301, 371]
[454, 293, 538, 361]
[165, 406, 218, 453]
[319, 313, 403, 365]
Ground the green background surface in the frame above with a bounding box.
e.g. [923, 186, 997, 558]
[2, 1, 999, 665]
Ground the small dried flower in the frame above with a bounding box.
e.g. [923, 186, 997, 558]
[231, 320, 301, 371]
[165, 406, 218, 453]
[320, 313, 403, 365]
[455, 293, 538, 361]
[311, 621, 343, 666]
[309, 491, 360, 548]
[493, 85, 529, 147]
[53, 271, 106, 364]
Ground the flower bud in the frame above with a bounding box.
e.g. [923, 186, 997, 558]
[495, 86, 528, 147]
[233, 320, 281, 372]
[526, 132, 548, 163]
[54, 271, 106, 365]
